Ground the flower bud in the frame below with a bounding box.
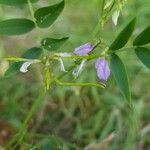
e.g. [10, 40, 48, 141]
[74, 43, 94, 56]
[95, 58, 110, 81]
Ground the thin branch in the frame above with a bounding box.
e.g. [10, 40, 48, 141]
[55, 79, 106, 89]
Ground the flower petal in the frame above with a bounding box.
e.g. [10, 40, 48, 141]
[58, 58, 67, 72]
[20, 61, 33, 73]
[112, 10, 120, 26]
[95, 58, 110, 81]
[72, 59, 86, 78]
[74, 43, 94, 56]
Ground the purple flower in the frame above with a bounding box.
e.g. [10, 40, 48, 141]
[74, 43, 94, 56]
[95, 58, 110, 81]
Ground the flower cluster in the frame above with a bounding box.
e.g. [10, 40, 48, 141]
[19, 43, 110, 82]
[74, 43, 110, 81]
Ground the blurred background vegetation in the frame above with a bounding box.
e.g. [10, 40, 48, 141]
[0, 0, 149, 149]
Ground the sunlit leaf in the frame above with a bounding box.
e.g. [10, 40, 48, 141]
[135, 47, 150, 68]
[5, 47, 43, 77]
[109, 18, 136, 51]
[110, 54, 131, 102]
[34, 0, 65, 28]
[0, 19, 35, 35]
[41, 37, 69, 51]
[133, 25, 150, 46]
[0, 0, 38, 5]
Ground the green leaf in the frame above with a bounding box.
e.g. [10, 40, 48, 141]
[0, 0, 38, 5]
[110, 54, 131, 102]
[41, 37, 69, 51]
[22, 47, 43, 59]
[34, 0, 65, 28]
[133, 26, 150, 46]
[135, 47, 150, 68]
[4, 63, 22, 77]
[109, 18, 136, 51]
[5, 47, 43, 77]
[0, 19, 35, 36]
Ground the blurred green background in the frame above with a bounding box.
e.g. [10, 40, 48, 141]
[0, 0, 149, 149]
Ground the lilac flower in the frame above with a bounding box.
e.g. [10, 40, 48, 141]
[73, 43, 110, 82]
[72, 43, 94, 78]
[74, 43, 94, 56]
[95, 58, 110, 81]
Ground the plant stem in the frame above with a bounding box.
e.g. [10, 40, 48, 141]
[27, 0, 36, 23]
[5, 88, 46, 150]
[90, 0, 105, 39]
[101, 0, 106, 18]
[3, 57, 41, 63]
[54, 53, 105, 60]
[27, 0, 41, 41]
[55, 79, 106, 88]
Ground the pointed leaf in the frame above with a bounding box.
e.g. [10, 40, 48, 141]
[135, 47, 150, 68]
[4, 63, 22, 77]
[41, 37, 69, 51]
[34, 0, 65, 28]
[5, 47, 43, 77]
[0, 19, 35, 36]
[133, 26, 150, 46]
[109, 18, 136, 51]
[110, 54, 131, 102]
[0, 0, 38, 5]
[22, 47, 43, 59]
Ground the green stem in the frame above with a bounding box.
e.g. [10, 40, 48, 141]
[3, 57, 41, 63]
[54, 53, 105, 61]
[101, 0, 106, 18]
[5, 88, 46, 150]
[27, 0, 41, 41]
[90, 0, 105, 39]
[55, 79, 106, 89]
[27, 0, 36, 23]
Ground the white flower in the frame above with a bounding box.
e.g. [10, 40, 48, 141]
[55, 52, 72, 57]
[58, 58, 67, 72]
[20, 61, 34, 73]
[112, 10, 120, 26]
[72, 59, 86, 78]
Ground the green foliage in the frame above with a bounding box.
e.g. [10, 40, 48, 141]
[0, 0, 149, 149]
[34, 0, 65, 28]
[0, 0, 38, 5]
[41, 37, 69, 51]
[109, 18, 136, 51]
[22, 47, 43, 59]
[0, 19, 35, 36]
[133, 25, 150, 46]
[4, 63, 23, 78]
[5, 47, 42, 77]
[135, 47, 150, 68]
[110, 54, 131, 103]
[39, 138, 63, 150]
